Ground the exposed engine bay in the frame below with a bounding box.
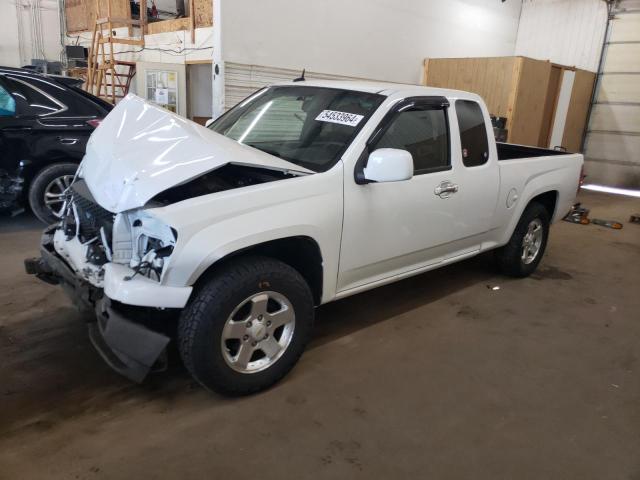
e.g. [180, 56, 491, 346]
[149, 163, 297, 206]
[55, 164, 294, 287]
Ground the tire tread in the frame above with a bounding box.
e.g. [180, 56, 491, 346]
[178, 255, 313, 396]
[495, 202, 550, 277]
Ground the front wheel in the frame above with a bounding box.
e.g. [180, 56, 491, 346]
[28, 162, 78, 224]
[178, 256, 314, 396]
[494, 202, 550, 277]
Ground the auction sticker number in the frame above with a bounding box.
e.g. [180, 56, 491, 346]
[315, 110, 364, 127]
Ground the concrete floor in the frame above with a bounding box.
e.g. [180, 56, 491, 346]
[0, 190, 639, 480]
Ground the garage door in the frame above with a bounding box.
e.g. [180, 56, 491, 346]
[224, 62, 366, 110]
[584, 1, 640, 188]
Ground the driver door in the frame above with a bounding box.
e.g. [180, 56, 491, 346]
[337, 97, 473, 293]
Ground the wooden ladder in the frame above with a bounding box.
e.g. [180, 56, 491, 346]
[85, 0, 147, 104]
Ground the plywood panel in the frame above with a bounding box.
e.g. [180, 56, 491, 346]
[147, 17, 191, 34]
[538, 65, 562, 147]
[423, 57, 518, 118]
[609, 12, 640, 42]
[65, 0, 89, 32]
[66, 0, 131, 33]
[598, 74, 640, 103]
[509, 57, 552, 146]
[561, 69, 595, 152]
[603, 44, 640, 73]
[194, 0, 213, 27]
[590, 104, 640, 133]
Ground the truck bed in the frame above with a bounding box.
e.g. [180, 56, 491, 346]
[497, 142, 568, 161]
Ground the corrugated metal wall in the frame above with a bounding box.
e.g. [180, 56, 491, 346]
[224, 63, 367, 110]
[515, 0, 607, 72]
[584, 0, 640, 188]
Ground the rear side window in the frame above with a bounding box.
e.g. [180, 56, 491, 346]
[456, 100, 489, 167]
[0, 84, 16, 116]
[2, 76, 64, 116]
[374, 107, 449, 174]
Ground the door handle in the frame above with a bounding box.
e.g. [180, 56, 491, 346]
[434, 181, 459, 198]
[58, 137, 79, 145]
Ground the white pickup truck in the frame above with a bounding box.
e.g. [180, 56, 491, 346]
[25, 81, 583, 395]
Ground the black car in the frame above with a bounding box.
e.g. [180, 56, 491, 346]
[0, 67, 112, 223]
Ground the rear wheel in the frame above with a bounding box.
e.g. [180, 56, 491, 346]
[178, 256, 314, 396]
[28, 162, 77, 224]
[495, 202, 550, 277]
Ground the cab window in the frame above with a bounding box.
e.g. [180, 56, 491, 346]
[373, 107, 449, 174]
[0, 84, 16, 116]
[456, 100, 489, 167]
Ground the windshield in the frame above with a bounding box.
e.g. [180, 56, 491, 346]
[210, 86, 384, 172]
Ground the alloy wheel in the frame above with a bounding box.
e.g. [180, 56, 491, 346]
[221, 291, 296, 373]
[43, 174, 74, 219]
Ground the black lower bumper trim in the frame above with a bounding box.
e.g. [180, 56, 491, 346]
[91, 299, 170, 383]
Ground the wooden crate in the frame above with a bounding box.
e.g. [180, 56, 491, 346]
[423, 56, 595, 152]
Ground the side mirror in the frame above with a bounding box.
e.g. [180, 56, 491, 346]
[205, 118, 214, 128]
[363, 148, 413, 183]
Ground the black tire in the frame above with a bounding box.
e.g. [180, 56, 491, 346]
[178, 255, 314, 396]
[28, 162, 78, 224]
[494, 202, 550, 277]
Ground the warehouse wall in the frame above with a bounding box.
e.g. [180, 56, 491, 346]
[221, 0, 523, 84]
[0, 0, 62, 68]
[188, 63, 213, 118]
[584, 1, 640, 188]
[0, 2, 22, 67]
[515, 0, 607, 71]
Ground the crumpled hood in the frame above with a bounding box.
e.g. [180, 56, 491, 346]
[80, 94, 312, 213]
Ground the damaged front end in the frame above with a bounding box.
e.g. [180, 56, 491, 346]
[55, 178, 177, 289]
[24, 94, 313, 383]
[25, 178, 184, 382]
[24, 164, 296, 383]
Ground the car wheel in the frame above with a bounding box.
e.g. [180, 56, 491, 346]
[28, 163, 77, 224]
[178, 255, 314, 396]
[494, 202, 550, 277]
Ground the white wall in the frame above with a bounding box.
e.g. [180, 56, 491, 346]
[0, 1, 22, 67]
[515, 0, 608, 71]
[222, 0, 523, 84]
[0, 0, 63, 68]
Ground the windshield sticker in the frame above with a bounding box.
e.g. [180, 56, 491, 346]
[315, 110, 364, 127]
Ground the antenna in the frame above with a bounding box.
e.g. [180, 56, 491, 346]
[293, 68, 306, 82]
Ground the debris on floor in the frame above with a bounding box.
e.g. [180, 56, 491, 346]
[563, 203, 590, 225]
[592, 219, 623, 230]
[486, 285, 501, 291]
[629, 213, 640, 225]
[563, 203, 626, 230]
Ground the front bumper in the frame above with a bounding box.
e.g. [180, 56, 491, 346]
[24, 226, 173, 383]
[24, 226, 97, 310]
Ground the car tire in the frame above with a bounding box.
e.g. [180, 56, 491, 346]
[28, 162, 78, 224]
[494, 202, 550, 278]
[178, 255, 315, 396]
